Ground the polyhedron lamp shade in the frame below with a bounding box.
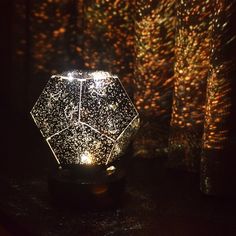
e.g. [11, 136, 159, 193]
[30, 70, 140, 167]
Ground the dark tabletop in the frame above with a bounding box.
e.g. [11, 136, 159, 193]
[1, 115, 236, 236]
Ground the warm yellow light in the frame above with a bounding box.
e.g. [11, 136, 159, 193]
[80, 152, 93, 165]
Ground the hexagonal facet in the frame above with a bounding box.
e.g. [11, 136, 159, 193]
[31, 70, 140, 165]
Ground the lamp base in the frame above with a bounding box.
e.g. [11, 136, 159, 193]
[48, 165, 126, 209]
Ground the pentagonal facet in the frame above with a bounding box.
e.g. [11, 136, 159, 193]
[30, 76, 80, 139]
[47, 122, 114, 165]
[80, 73, 137, 140]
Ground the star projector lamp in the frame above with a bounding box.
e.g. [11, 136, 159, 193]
[30, 70, 140, 207]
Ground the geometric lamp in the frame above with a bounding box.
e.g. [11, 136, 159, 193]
[30, 70, 140, 208]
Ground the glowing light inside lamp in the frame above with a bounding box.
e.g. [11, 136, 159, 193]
[67, 72, 74, 82]
[30, 70, 140, 166]
[80, 152, 93, 165]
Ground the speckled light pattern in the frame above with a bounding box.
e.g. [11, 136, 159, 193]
[83, 0, 135, 90]
[31, 71, 139, 166]
[168, 0, 233, 174]
[200, 0, 233, 195]
[168, 0, 214, 172]
[132, 0, 176, 159]
[29, 0, 134, 92]
[170, 0, 214, 130]
[134, 0, 175, 118]
[203, 0, 232, 150]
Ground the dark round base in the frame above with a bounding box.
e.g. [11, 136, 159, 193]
[48, 166, 126, 209]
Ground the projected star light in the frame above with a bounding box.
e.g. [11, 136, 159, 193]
[31, 70, 140, 166]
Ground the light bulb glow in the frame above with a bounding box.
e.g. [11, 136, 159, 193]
[67, 72, 74, 81]
[31, 70, 140, 166]
[80, 151, 93, 165]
